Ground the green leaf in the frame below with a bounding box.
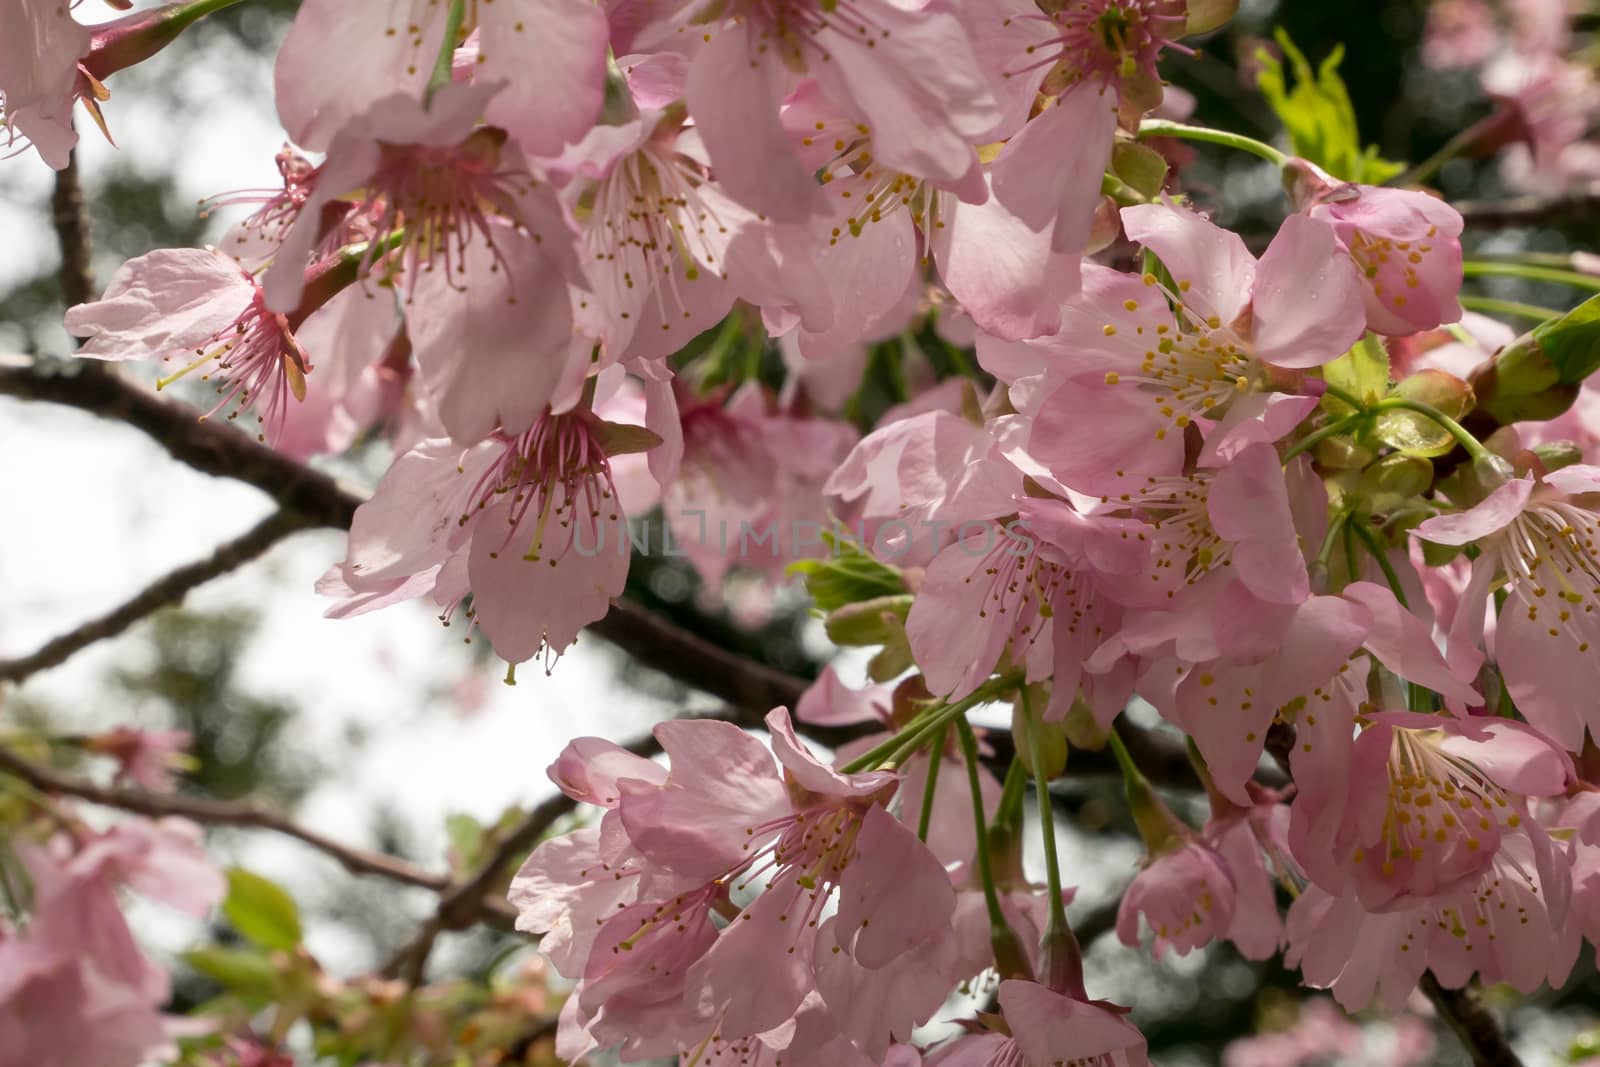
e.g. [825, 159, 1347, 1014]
[590, 419, 663, 457]
[1111, 141, 1169, 200]
[789, 535, 907, 614]
[222, 868, 302, 951]
[1255, 31, 1403, 184]
[1322, 334, 1390, 409]
[823, 594, 915, 647]
[1375, 371, 1474, 458]
[182, 946, 279, 996]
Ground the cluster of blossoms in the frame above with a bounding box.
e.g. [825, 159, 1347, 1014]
[1422, 0, 1600, 193]
[7, 0, 1600, 1063]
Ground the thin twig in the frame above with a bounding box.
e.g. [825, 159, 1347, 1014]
[0, 510, 303, 686]
[1420, 973, 1525, 1067]
[0, 744, 526, 922]
[1456, 184, 1600, 229]
[0, 358, 805, 714]
[383, 731, 663, 984]
[50, 150, 95, 310]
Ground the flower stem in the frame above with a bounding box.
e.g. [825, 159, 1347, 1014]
[840, 674, 1020, 774]
[1391, 112, 1501, 188]
[957, 717, 1028, 978]
[1350, 521, 1433, 712]
[1460, 295, 1564, 322]
[1318, 381, 1368, 411]
[1136, 120, 1287, 166]
[916, 725, 947, 842]
[1283, 410, 1370, 461]
[1372, 396, 1494, 465]
[1020, 689, 1069, 936]
[426, 0, 467, 105]
[1284, 395, 1493, 466]
[1106, 726, 1181, 854]
[1463, 261, 1600, 292]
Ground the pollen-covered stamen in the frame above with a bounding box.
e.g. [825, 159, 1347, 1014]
[818, 139, 947, 249]
[1099, 275, 1253, 441]
[1356, 727, 1514, 883]
[608, 883, 721, 959]
[695, 0, 893, 67]
[154, 280, 310, 444]
[1495, 499, 1600, 652]
[1349, 225, 1445, 315]
[1396, 852, 1542, 963]
[1111, 472, 1230, 595]
[1002, 0, 1188, 87]
[202, 146, 319, 250]
[461, 411, 623, 566]
[362, 127, 539, 298]
[584, 134, 729, 329]
[963, 534, 1070, 662]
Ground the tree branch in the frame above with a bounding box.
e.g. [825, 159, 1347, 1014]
[0, 509, 303, 685]
[382, 729, 664, 984]
[1419, 974, 1525, 1067]
[0, 743, 523, 923]
[1457, 184, 1600, 229]
[51, 151, 95, 310]
[0, 358, 804, 713]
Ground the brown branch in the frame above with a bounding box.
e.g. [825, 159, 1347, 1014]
[1457, 184, 1600, 229]
[0, 358, 805, 713]
[1420, 974, 1525, 1067]
[0, 510, 303, 685]
[0, 743, 524, 924]
[51, 151, 95, 310]
[383, 730, 665, 984]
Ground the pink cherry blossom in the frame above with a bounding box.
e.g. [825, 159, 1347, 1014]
[994, 205, 1366, 487]
[660, 383, 857, 586]
[85, 727, 191, 792]
[1286, 159, 1465, 336]
[669, 0, 1001, 224]
[337, 404, 653, 666]
[1415, 466, 1600, 750]
[931, 980, 1147, 1067]
[0, 0, 91, 169]
[273, 0, 607, 157]
[1117, 837, 1237, 958]
[1286, 828, 1573, 1011]
[1298, 711, 1571, 912]
[65, 247, 316, 445]
[263, 82, 575, 315]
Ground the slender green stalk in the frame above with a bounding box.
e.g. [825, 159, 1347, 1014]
[1350, 522, 1433, 712]
[840, 673, 1020, 773]
[1287, 395, 1491, 465]
[1315, 508, 1351, 572]
[1391, 113, 1498, 188]
[1283, 410, 1370, 461]
[1350, 520, 1408, 609]
[167, 0, 245, 24]
[426, 0, 467, 105]
[916, 725, 947, 842]
[1341, 522, 1360, 589]
[1464, 261, 1600, 292]
[1136, 120, 1287, 166]
[1373, 397, 1494, 464]
[1020, 690, 1069, 935]
[1460, 295, 1564, 322]
[1319, 381, 1369, 412]
[993, 756, 1029, 831]
[956, 718, 1007, 934]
